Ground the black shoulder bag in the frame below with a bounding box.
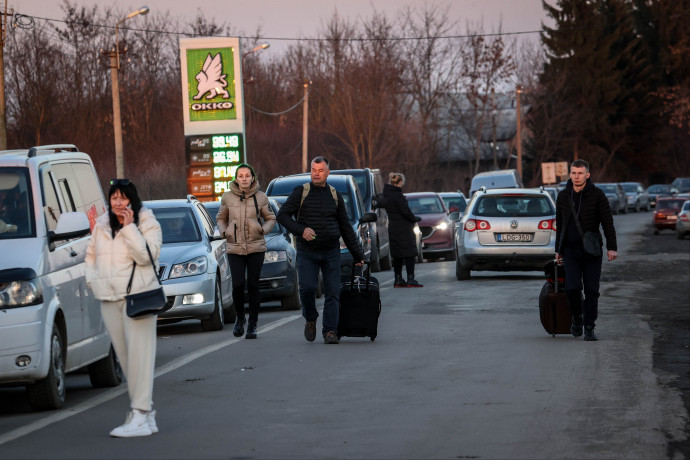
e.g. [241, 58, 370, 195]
[568, 194, 603, 258]
[125, 244, 169, 319]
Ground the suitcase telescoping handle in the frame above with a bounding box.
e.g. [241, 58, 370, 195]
[553, 258, 561, 294]
[349, 260, 372, 291]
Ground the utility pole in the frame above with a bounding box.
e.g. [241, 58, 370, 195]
[302, 79, 309, 173]
[515, 85, 523, 179]
[0, 0, 9, 150]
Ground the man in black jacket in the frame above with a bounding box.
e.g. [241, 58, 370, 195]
[555, 159, 617, 341]
[276, 156, 364, 344]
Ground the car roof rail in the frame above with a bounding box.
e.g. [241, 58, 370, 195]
[27, 144, 79, 157]
[186, 194, 197, 203]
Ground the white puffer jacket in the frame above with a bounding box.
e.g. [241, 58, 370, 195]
[85, 207, 162, 301]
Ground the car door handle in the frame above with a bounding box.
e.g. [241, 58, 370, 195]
[70, 249, 78, 257]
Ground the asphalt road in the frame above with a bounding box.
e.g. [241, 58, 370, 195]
[0, 210, 688, 459]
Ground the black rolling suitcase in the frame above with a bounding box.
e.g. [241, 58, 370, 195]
[538, 260, 572, 336]
[337, 262, 381, 341]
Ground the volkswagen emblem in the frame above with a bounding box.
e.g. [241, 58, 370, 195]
[510, 220, 518, 229]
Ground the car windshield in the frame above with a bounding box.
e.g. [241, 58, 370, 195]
[657, 200, 684, 212]
[151, 207, 201, 243]
[441, 195, 467, 213]
[407, 196, 444, 214]
[672, 178, 690, 193]
[475, 195, 554, 217]
[0, 167, 35, 239]
[684, 202, 690, 211]
[599, 184, 618, 193]
[648, 185, 671, 194]
[621, 183, 638, 193]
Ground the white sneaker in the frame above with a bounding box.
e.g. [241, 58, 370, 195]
[110, 410, 152, 437]
[147, 410, 158, 434]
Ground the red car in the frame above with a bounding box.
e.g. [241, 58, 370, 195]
[404, 192, 455, 261]
[653, 198, 686, 234]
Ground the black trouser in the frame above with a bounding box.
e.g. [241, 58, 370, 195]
[393, 256, 416, 278]
[562, 245, 602, 327]
[228, 252, 265, 323]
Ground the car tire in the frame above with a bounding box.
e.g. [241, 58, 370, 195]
[379, 250, 392, 270]
[621, 205, 627, 214]
[455, 258, 470, 280]
[201, 279, 224, 332]
[26, 324, 66, 411]
[370, 243, 381, 272]
[445, 250, 456, 261]
[645, 201, 651, 212]
[654, 229, 659, 235]
[635, 201, 640, 212]
[281, 272, 301, 311]
[677, 230, 684, 240]
[88, 345, 123, 388]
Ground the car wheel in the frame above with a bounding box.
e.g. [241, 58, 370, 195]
[645, 201, 651, 212]
[677, 230, 684, 240]
[201, 279, 224, 331]
[370, 243, 381, 272]
[654, 229, 659, 235]
[88, 345, 123, 388]
[26, 324, 66, 411]
[281, 272, 301, 311]
[455, 258, 470, 280]
[379, 250, 392, 270]
[621, 205, 627, 214]
[445, 250, 456, 261]
[635, 201, 640, 212]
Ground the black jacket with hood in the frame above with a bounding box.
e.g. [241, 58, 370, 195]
[555, 178, 617, 254]
[377, 183, 419, 258]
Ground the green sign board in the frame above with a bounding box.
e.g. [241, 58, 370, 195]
[185, 47, 237, 122]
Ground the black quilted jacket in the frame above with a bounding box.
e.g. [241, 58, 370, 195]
[276, 182, 364, 260]
[556, 178, 617, 253]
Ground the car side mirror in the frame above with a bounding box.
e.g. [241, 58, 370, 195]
[48, 212, 90, 246]
[448, 211, 462, 221]
[359, 212, 377, 224]
[210, 227, 224, 241]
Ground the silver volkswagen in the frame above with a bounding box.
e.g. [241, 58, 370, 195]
[144, 196, 235, 331]
[452, 187, 557, 280]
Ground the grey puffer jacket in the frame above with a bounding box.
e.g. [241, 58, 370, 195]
[217, 180, 276, 255]
[85, 208, 162, 301]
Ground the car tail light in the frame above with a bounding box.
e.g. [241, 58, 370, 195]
[465, 219, 490, 231]
[538, 219, 557, 230]
[680, 214, 689, 222]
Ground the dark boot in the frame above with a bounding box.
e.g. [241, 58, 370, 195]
[405, 276, 423, 287]
[584, 325, 598, 341]
[245, 320, 257, 339]
[233, 315, 246, 337]
[394, 274, 406, 288]
[571, 315, 583, 337]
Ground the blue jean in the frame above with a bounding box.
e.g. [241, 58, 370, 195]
[297, 246, 341, 335]
[562, 245, 602, 327]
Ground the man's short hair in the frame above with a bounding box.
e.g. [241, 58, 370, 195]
[571, 159, 590, 172]
[311, 156, 329, 167]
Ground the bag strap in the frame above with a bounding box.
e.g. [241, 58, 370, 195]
[252, 194, 262, 224]
[567, 195, 586, 239]
[126, 243, 161, 294]
[297, 183, 338, 221]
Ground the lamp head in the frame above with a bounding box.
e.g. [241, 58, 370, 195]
[126, 6, 150, 19]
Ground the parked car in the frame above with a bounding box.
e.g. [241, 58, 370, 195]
[653, 198, 686, 235]
[671, 177, 690, 194]
[469, 169, 523, 196]
[542, 186, 559, 204]
[330, 168, 391, 271]
[145, 196, 235, 331]
[439, 191, 468, 214]
[0, 144, 121, 411]
[675, 201, 690, 240]
[204, 199, 300, 310]
[597, 183, 627, 215]
[404, 192, 455, 261]
[620, 182, 651, 212]
[453, 187, 557, 280]
[266, 173, 376, 279]
[647, 184, 677, 208]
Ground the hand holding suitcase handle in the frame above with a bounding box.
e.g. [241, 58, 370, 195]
[349, 260, 372, 291]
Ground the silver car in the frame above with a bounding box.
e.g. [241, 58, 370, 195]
[620, 182, 651, 212]
[453, 187, 557, 280]
[144, 196, 235, 331]
[676, 200, 690, 240]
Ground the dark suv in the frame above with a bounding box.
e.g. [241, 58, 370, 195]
[266, 174, 376, 279]
[330, 168, 391, 271]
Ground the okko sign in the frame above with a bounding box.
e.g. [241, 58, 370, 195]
[179, 37, 246, 201]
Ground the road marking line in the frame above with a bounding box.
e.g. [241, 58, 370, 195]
[0, 314, 303, 446]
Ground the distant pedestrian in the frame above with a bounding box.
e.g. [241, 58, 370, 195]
[555, 160, 617, 341]
[85, 179, 162, 437]
[276, 156, 364, 344]
[376, 173, 423, 288]
[217, 163, 276, 339]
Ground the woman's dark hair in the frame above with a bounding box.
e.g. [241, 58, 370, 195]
[107, 180, 142, 237]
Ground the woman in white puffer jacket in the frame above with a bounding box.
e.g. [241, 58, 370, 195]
[86, 179, 162, 438]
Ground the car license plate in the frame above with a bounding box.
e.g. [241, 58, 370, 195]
[497, 233, 532, 242]
[668, 215, 677, 221]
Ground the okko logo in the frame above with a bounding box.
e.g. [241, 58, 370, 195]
[192, 53, 234, 112]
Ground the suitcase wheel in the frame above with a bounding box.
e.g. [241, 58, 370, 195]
[370, 336, 376, 342]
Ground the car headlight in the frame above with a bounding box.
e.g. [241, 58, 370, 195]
[264, 250, 287, 263]
[169, 256, 208, 279]
[0, 278, 43, 308]
[434, 222, 448, 231]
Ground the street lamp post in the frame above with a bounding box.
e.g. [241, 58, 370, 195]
[515, 85, 523, 179]
[108, 6, 149, 179]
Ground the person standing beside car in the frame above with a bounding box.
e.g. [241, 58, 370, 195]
[276, 156, 364, 344]
[375, 173, 423, 288]
[217, 163, 276, 339]
[85, 179, 162, 437]
[555, 160, 617, 341]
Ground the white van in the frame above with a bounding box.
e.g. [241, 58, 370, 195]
[469, 169, 523, 196]
[0, 144, 121, 410]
